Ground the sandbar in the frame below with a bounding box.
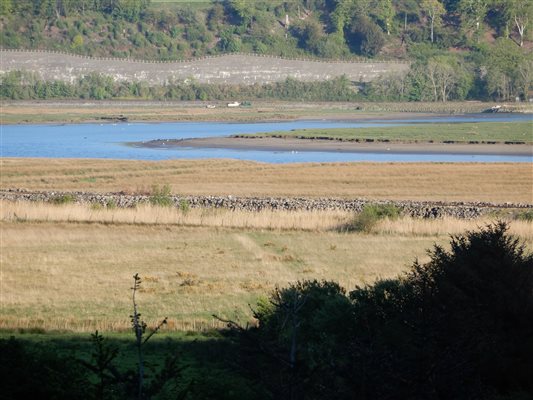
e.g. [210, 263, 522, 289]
[136, 137, 533, 156]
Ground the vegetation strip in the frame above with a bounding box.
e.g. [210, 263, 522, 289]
[234, 121, 533, 144]
[6, 101, 532, 125]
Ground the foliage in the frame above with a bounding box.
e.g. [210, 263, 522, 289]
[231, 222, 533, 399]
[0, 336, 91, 399]
[0, 0, 529, 62]
[0, 0, 12, 15]
[0, 71, 363, 102]
[78, 274, 188, 400]
[421, 0, 446, 43]
[346, 203, 400, 233]
[503, 0, 533, 47]
[345, 16, 385, 57]
[515, 209, 533, 222]
[149, 184, 173, 207]
[51, 193, 77, 205]
[179, 199, 190, 214]
[106, 198, 118, 209]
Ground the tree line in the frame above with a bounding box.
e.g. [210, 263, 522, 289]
[366, 39, 533, 102]
[0, 0, 150, 21]
[1, 0, 532, 58]
[2, 49, 531, 102]
[0, 71, 361, 101]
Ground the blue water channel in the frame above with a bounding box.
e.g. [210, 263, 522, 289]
[1, 114, 532, 163]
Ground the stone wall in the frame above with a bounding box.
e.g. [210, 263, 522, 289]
[0, 49, 409, 85]
[2, 189, 530, 220]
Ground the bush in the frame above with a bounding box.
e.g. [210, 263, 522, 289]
[149, 184, 173, 207]
[51, 193, 76, 205]
[516, 209, 533, 221]
[345, 16, 385, 57]
[106, 198, 117, 209]
[90, 202, 103, 210]
[179, 198, 190, 214]
[234, 222, 533, 399]
[346, 203, 400, 233]
[0, 337, 90, 400]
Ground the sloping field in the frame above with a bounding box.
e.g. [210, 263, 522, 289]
[0, 49, 409, 85]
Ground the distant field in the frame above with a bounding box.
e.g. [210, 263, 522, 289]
[2, 158, 532, 203]
[241, 121, 533, 144]
[3, 101, 530, 125]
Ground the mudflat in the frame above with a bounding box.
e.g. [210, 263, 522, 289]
[139, 136, 533, 156]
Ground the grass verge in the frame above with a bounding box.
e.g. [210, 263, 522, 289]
[238, 121, 533, 144]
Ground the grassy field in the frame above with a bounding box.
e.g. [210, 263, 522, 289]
[2, 158, 532, 203]
[0, 102, 379, 124]
[2, 201, 531, 333]
[1, 132, 531, 334]
[3, 101, 531, 124]
[242, 121, 533, 144]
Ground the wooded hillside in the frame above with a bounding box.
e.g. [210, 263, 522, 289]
[1, 0, 532, 101]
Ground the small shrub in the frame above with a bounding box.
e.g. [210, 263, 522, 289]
[346, 203, 400, 233]
[90, 202, 103, 211]
[51, 194, 76, 205]
[516, 209, 533, 221]
[179, 198, 190, 214]
[149, 184, 173, 207]
[105, 198, 117, 210]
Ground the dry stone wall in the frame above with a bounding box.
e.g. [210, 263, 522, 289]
[2, 189, 530, 220]
[0, 49, 409, 85]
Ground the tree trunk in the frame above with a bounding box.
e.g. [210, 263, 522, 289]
[515, 16, 525, 47]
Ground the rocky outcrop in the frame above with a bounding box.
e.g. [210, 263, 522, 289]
[1, 189, 530, 220]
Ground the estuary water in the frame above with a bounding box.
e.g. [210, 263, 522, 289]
[1, 114, 532, 163]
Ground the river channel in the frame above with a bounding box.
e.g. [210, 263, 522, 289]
[1, 114, 532, 163]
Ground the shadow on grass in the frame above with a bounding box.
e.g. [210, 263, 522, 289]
[0, 329, 264, 400]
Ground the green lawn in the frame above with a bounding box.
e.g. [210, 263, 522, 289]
[238, 121, 533, 144]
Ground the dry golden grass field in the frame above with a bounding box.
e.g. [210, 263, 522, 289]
[1, 155, 532, 332]
[2, 158, 532, 203]
[1, 200, 532, 332]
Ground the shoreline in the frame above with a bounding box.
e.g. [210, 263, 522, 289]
[134, 137, 533, 157]
[2, 100, 532, 125]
